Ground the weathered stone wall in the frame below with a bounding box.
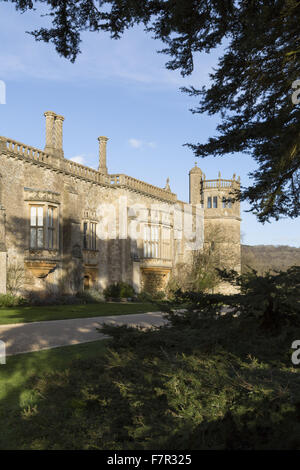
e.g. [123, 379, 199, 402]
[0, 252, 6, 294]
[0, 140, 200, 295]
[0, 118, 239, 298]
[141, 267, 171, 294]
[0, 192, 7, 294]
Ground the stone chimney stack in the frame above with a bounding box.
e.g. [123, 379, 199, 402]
[98, 136, 109, 174]
[44, 111, 56, 155]
[44, 111, 64, 158]
[54, 114, 64, 158]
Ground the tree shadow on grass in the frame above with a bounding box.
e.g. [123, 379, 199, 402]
[0, 339, 109, 449]
[1, 315, 300, 450]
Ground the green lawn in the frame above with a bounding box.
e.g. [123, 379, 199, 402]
[1, 313, 300, 449]
[0, 302, 156, 325]
[0, 340, 109, 449]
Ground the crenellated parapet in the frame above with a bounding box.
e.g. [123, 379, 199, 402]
[189, 163, 240, 219]
[0, 136, 177, 203]
[202, 178, 240, 189]
[200, 171, 241, 220]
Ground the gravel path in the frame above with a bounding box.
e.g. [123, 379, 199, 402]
[0, 312, 167, 356]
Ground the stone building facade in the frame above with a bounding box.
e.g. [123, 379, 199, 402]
[0, 111, 241, 296]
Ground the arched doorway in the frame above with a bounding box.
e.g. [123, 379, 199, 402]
[84, 275, 90, 290]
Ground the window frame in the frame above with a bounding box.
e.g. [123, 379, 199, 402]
[90, 222, 97, 250]
[161, 225, 172, 260]
[47, 205, 56, 249]
[83, 221, 88, 249]
[30, 205, 44, 249]
[222, 197, 233, 209]
[143, 223, 160, 259]
[82, 220, 98, 251]
[29, 203, 59, 250]
[142, 223, 172, 260]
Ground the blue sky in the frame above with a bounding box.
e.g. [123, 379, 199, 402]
[0, 2, 299, 247]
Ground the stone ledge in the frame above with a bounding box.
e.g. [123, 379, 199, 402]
[140, 258, 173, 270]
[204, 215, 242, 221]
[25, 260, 57, 278]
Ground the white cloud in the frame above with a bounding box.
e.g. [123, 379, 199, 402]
[70, 155, 86, 165]
[147, 141, 157, 149]
[0, 3, 220, 88]
[128, 139, 157, 149]
[129, 138, 143, 149]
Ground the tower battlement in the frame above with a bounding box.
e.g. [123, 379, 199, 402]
[189, 164, 241, 220]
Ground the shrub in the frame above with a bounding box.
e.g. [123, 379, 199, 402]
[24, 288, 105, 306]
[76, 288, 105, 304]
[25, 291, 82, 306]
[103, 282, 135, 301]
[171, 265, 300, 331]
[216, 265, 300, 330]
[15, 310, 300, 450]
[136, 290, 154, 302]
[136, 290, 167, 302]
[239, 266, 300, 329]
[0, 293, 26, 308]
[103, 283, 120, 300]
[119, 282, 135, 299]
[152, 290, 166, 301]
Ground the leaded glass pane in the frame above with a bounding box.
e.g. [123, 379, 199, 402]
[30, 207, 36, 226]
[48, 207, 53, 227]
[37, 227, 43, 248]
[37, 207, 43, 226]
[30, 228, 36, 248]
[48, 229, 53, 249]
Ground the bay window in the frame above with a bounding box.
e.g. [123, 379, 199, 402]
[143, 224, 172, 260]
[29, 204, 58, 249]
[144, 224, 159, 258]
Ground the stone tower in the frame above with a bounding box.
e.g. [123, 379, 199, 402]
[189, 164, 241, 292]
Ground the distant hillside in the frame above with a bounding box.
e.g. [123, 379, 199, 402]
[241, 245, 300, 274]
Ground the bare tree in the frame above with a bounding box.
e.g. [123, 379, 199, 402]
[168, 225, 240, 294]
[6, 261, 25, 295]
